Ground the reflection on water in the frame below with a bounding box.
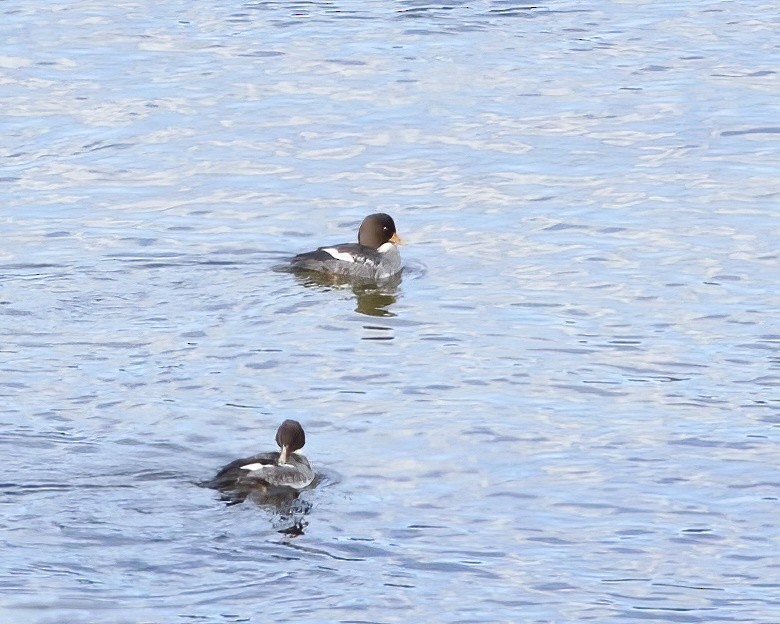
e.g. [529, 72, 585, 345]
[289, 268, 402, 317]
[203, 478, 316, 534]
[3, 0, 778, 621]
[353, 283, 399, 318]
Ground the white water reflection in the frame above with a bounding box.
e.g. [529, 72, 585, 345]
[2, 0, 779, 622]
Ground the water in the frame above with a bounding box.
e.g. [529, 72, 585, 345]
[2, 1, 779, 622]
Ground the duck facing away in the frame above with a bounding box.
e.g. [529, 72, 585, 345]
[290, 213, 402, 281]
[205, 420, 314, 494]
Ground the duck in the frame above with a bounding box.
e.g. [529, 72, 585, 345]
[205, 420, 314, 492]
[290, 213, 402, 281]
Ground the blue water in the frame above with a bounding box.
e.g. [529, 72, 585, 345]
[2, 1, 779, 622]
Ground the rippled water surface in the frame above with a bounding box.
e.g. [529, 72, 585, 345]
[2, 1, 779, 622]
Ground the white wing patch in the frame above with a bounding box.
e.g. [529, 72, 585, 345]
[323, 247, 356, 262]
[240, 463, 265, 471]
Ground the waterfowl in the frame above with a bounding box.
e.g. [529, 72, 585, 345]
[205, 420, 314, 492]
[290, 213, 402, 280]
